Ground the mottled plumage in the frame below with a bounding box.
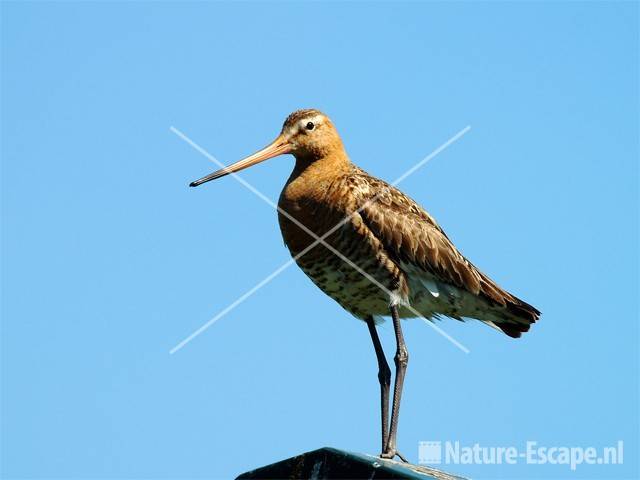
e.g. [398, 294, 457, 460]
[279, 164, 539, 336]
[189, 108, 541, 461]
[276, 110, 539, 337]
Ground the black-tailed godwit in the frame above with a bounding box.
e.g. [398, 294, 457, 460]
[190, 109, 540, 461]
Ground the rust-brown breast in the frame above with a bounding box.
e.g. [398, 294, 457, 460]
[277, 159, 406, 318]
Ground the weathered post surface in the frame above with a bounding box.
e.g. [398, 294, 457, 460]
[236, 447, 467, 480]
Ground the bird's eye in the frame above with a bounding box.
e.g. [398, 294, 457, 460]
[306, 121, 315, 131]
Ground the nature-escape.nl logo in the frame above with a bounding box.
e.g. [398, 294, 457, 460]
[418, 440, 624, 471]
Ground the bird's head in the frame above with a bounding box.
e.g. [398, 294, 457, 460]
[280, 109, 344, 160]
[189, 109, 345, 187]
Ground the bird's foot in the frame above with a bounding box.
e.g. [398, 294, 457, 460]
[380, 449, 409, 463]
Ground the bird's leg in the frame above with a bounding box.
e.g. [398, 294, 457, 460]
[365, 316, 391, 455]
[381, 304, 409, 461]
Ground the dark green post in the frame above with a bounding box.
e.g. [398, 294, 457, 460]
[236, 447, 466, 480]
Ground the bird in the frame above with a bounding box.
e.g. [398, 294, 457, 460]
[189, 109, 540, 462]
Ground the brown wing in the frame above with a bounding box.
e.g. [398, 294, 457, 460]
[349, 169, 540, 333]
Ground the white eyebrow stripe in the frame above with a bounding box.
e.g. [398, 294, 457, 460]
[299, 114, 324, 128]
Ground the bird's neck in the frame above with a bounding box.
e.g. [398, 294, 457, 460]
[282, 149, 352, 203]
[292, 148, 351, 177]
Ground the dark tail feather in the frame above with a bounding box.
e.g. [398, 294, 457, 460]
[474, 269, 540, 338]
[497, 297, 541, 338]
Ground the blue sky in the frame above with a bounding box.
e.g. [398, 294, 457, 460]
[2, 2, 638, 479]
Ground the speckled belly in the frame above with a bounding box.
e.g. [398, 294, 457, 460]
[279, 208, 405, 319]
[296, 250, 395, 318]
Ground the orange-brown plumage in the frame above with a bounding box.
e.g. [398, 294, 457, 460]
[189, 108, 540, 460]
[190, 108, 540, 334]
[273, 109, 540, 337]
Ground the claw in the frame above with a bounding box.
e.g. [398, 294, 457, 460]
[396, 450, 409, 463]
[379, 450, 409, 463]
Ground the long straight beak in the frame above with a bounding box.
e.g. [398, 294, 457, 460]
[189, 135, 292, 187]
